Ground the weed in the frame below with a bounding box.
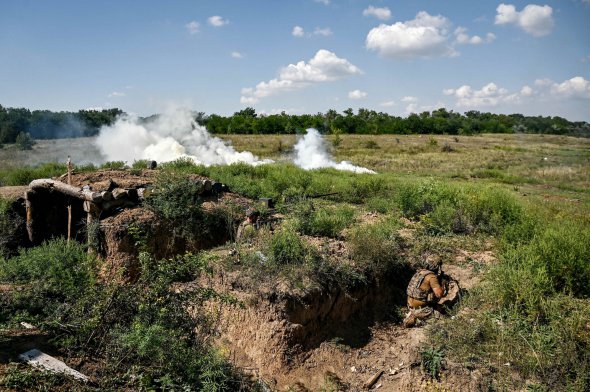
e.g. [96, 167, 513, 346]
[292, 201, 355, 238]
[429, 136, 439, 147]
[363, 139, 380, 149]
[100, 160, 127, 170]
[421, 346, 445, 379]
[348, 218, 404, 275]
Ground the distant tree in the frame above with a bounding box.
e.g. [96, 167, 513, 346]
[15, 132, 35, 150]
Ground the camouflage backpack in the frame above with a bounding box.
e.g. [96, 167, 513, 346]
[406, 270, 435, 301]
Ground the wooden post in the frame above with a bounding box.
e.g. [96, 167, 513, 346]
[83, 201, 100, 254]
[67, 156, 72, 244]
[25, 190, 35, 243]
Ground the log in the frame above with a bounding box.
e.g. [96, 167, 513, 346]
[100, 191, 113, 202]
[127, 188, 138, 201]
[83, 201, 101, 214]
[364, 370, 383, 390]
[28, 179, 102, 203]
[111, 188, 128, 200]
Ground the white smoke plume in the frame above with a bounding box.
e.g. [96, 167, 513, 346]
[294, 128, 376, 174]
[96, 107, 271, 166]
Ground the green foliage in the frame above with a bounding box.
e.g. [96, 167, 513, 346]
[270, 227, 307, 265]
[0, 238, 95, 300]
[131, 159, 150, 170]
[15, 131, 35, 150]
[421, 346, 445, 379]
[145, 173, 205, 237]
[348, 218, 404, 275]
[292, 202, 355, 238]
[100, 160, 127, 170]
[0, 162, 67, 186]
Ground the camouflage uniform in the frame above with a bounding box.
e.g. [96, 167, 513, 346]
[403, 269, 443, 328]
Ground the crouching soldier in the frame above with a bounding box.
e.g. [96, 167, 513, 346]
[236, 208, 260, 243]
[403, 256, 445, 328]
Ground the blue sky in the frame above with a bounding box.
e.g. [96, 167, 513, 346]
[1, 0, 589, 120]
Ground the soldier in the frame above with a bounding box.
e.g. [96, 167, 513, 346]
[403, 255, 445, 328]
[236, 208, 260, 242]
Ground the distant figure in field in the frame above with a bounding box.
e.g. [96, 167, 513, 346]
[236, 208, 260, 243]
[403, 255, 445, 328]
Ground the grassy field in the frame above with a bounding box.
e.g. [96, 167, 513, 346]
[1, 133, 589, 390]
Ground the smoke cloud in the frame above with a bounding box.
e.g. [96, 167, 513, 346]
[96, 107, 271, 166]
[294, 128, 376, 174]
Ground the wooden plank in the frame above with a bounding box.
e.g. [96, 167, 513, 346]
[19, 349, 89, 382]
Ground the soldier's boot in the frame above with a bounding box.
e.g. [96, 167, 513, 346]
[403, 312, 416, 328]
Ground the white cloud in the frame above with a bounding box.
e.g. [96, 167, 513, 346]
[315, 0, 330, 5]
[231, 51, 243, 59]
[521, 85, 534, 96]
[549, 76, 590, 98]
[314, 27, 333, 36]
[495, 3, 554, 37]
[185, 21, 200, 34]
[534, 76, 590, 98]
[208, 15, 229, 27]
[454, 27, 495, 45]
[444, 82, 529, 107]
[293, 26, 333, 37]
[401, 96, 418, 103]
[363, 6, 392, 21]
[348, 90, 368, 99]
[581, 55, 590, 63]
[240, 49, 362, 104]
[292, 26, 305, 37]
[108, 91, 126, 98]
[366, 11, 458, 58]
[380, 100, 396, 107]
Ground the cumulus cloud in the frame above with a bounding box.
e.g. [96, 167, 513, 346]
[363, 6, 392, 21]
[348, 90, 368, 99]
[366, 11, 458, 58]
[185, 21, 199, 34]
[315, 0, 330, 5]
[231, 51, 243, 59]
[454, 27, 495, 45]
[240, 49, 361, 104]
[108, 91, 125, 98]
[495, 3, 554, 37]
[208, 15, 229, 27]
[292, 26, 305, 37]
[544, 76, 590, 98]
[444, 82, 530, 107]
[380, 100, 396, 107]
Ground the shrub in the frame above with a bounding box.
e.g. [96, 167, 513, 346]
[15, 132, 35, 150]
[100, 160, 127, 170]
[0, 162, 67, 186]
[421, 346, 445, 379]
[348, 218, 404, 275]
[270, 227, 306, 265]
[292, 202, 355, 238]
[0, 238, 95, 300]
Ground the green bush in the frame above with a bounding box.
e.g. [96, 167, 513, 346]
[100, 160, 128, 170]
[270, 227, 306, 265]
[0, 162, 67, 186]
[292, 202, 355, 238]
[15, 132, 35, 150]
[348, 218, 404, 275]
[0, 238, 95, 301]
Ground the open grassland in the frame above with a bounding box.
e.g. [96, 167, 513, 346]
[1, 133, 589, 390]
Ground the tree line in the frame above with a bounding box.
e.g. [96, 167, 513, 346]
[1, 104, 588, 145]
[0, 105, 122, 144]
[200, 107, 589, 136]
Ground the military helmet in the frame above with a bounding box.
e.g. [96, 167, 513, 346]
[421, 253, 442, 272]
[246, 208, 260, 218]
